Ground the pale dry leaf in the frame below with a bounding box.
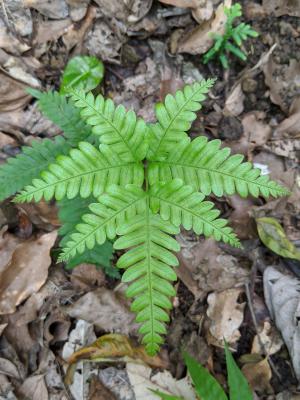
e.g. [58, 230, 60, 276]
[127, 363, 197, 400]
[99, 367, 135, 400]
[66, 0, 89, 21]
[24, 0, 69, 19]
[251, 321, 283, 356]
[242, 112, 272, 147]
[0, 230, 57, 315]
[66, 288, 137, 335]
[274, 97, 300, 138]
[33, 19, 73, 45]
[18, 374, 48, 400]
[224, 83, 245, 117]
[127, 0, 153, 23]
[178, 0, 231, 54]
[0, 357, 21, 380]
[264, 266, 300, 380]
[207, 288, 245, 344]
[93, 0, 126, 20]
[176, 237, 249, 300]
[242, 358, 272, 394]
[0, 18, 30, 55]
[262, 0, 300, 17]
[0, 72, 31, 112]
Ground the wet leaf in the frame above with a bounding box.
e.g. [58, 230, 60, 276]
[256, 217, 300, 261]
[60, 55, 104, 94]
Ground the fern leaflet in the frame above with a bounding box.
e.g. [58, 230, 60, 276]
[147, 79, 215, 161]
[148, 137, 288, 198]
[15, 142, 143, 202]
[150, 179, 240, 247]
[58, 185, 146, 261]
[0, 136, 71, 201]
[69, 89, 148, 162]
[114, 210, 180, 355]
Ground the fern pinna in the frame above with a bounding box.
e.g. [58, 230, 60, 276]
[2, 79, 288, 355]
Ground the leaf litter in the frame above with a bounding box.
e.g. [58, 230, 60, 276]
[0, 0, 299, 398]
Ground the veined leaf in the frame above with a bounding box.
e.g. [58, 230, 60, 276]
[184, 352, 227, 400]
[150, 389, 183, 400]
[15, 142, 143, 202]
[149, 136, 289, 198]
[59, 185, 146, 261]
[69, 89, 148, 161]
[0, 136, 71, 201]
[147, 80, 216, 161]
[114, 210, 180, 356]
[150, 179, 240, 247]
[224, 342, 253, 400]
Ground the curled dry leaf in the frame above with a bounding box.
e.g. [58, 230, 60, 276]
[127, 363, 197, 400]
[178, 0, 231, 54]
[242, 357, 272, 394]
[159, 0, 213, 23]
[224, 83, 245, 117]
[264, 266, 300, 380]
[207, 288, 245, 344]
[0, 19, 30, 55]
[177, 237, 249, 300]
[0, 230, 57, 315]
[66, 287, 138, 335]
[66, 333, 166, 382]
[251, 321, 283, 356]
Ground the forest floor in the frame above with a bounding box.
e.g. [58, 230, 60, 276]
[0, 0, 299, 399]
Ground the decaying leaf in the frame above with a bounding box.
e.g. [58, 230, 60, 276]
[66, 287, 137, 334]
[66, 333, 166, 382]
[274, 97, 300, 138]
[178, 0, 231, 54]
[207, 288, 245, 344]
[0, 230, 57, 315]
[242, 357, 272, 394]
[0, 72, 31, 112]
[242, 112, 272, 147]
[256, 217, 300, 261]
[18, 374, 48, 400]
[264, 267, 300, 380]
[23, 0, 69, 19]
[224, 83, 245, 117]
[251, 321, 283, 356]
[127, 363, 197, 400]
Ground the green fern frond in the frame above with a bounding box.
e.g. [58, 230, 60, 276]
[0, 136, 71, 201]
[15, 142, 143, 202]
[232, 23, 259, 47]
[58, 196, 116, 276]
[150, 179, 240, 247]
[69, 89, 148, 162]
[114, 210, 180, 355]
[38, 91, 93, 145]
[58, 185, 146, 262]
[148, 137, 289, 198]
[147, 79, 216, 161]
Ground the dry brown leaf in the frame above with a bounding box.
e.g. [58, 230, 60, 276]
[89, 375, 117, 400]
[242, 358, 272, 394]
[0, 72, 31, 112]
[44, 309, 71, 344]
[33, 18, 72, 45]
[24, 0, 69, 19]
[159, 0, 213, 23]
[176, 237, 249, 299]
[224, 83, 245, 117]
[0, 357, 21, 380]
[207, 288, 245, 344]
[228, 195, 257, 240]
[178, 0, 231, 54]
[66, 0, 89, 21]
[0, 19, 30, 55]
[274, 97, 300, 138]
[0, 230, 57, 315]
[18, 374, 48, 400]
[70, 263, 106, 290]
[66, 287, 138, 335]
[262, 0, 300, 17]
[251, 321, 283, 356]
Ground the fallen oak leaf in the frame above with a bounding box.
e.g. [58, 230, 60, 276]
[65, 334, 167, 385]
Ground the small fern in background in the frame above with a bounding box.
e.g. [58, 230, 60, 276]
[203, 3, 258, 68]
[1, 79, 288, 355]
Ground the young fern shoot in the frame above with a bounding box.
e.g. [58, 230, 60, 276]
[7, 79, 288, 355]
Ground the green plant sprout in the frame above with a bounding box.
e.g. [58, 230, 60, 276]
[1, 79, 288, 356]
[203, 3, 258, 69]
[152, 343, 253, 400]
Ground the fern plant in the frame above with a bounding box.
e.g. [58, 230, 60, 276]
[1, 79, 288, 356]
[203, 3, 258, 69]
